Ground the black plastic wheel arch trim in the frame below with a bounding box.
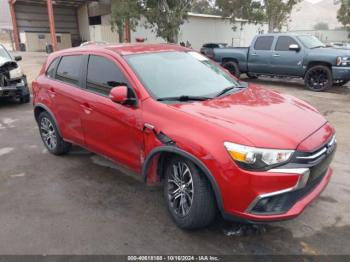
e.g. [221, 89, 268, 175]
[142, 146, 224, 212]
[34, 103, 62, 136]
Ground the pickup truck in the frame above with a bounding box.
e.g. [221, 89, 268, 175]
[212, 33, 350, 91]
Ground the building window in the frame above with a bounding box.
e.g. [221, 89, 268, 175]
[56, 35, 62, 43]
[38, 34, 45, 39]
[89, 16, 102, 26]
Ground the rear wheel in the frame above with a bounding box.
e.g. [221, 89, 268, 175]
[333, 80, 349, 87]
[222, 61, 240, 79]
[164, 156, 216, 229]
[38, 111, 71, 155]
[246, 72, 258, 79]
[304, 65, 332, 91]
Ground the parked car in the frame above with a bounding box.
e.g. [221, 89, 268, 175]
[200, 43, 228, 59]
[211, 33, 350, 91]
[0, 44, 30, 103]
[32, 44, 336, 229]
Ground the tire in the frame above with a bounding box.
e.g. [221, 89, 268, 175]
[333, 80, 349, 87]
[246, 72, 258, 79]
[163, 156, 216, 229]
[20, 94, 30, 104]
[38, 111, 71, 155]
[304, 65, 333, 91]
[222, 61, 240, 79]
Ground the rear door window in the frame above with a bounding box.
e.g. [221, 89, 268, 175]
[254, 36, 274, 50]
[56, 55, 82, 86]
[46, 58, 59, 79]
[86, 55, 129, 96]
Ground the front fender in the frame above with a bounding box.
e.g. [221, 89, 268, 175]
[142, 145, 224, 212]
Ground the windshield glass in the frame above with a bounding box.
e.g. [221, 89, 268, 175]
[298, 35, 325, 49]
[0, 45, 12, 62]
[125, 51, 240, 99]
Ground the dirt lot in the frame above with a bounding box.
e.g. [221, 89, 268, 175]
[0, 52, 349, 255]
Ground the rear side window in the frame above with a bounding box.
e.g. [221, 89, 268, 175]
[254, 36, 274, 50]
[46, 58, 59, 78]
[56, 55, 82, 86]
[275, 36, 298, 51]
[86, 55, 129, 96]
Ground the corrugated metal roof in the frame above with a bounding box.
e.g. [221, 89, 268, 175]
[14, 0, 91, 7]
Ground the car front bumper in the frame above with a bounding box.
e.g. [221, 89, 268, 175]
[218, 126, 336, 223]
[332, 66, 350, 81]
[0, 76, 29, 98]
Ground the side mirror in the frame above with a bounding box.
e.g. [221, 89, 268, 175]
[14, 56, 22, 61]
[109, 86, 128, 104]
[289, 44, 300, 52]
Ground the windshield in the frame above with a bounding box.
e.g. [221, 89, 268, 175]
[125, 51, 240, 100]
[297, 35, 325, 49]
[0, 45, 12, 62]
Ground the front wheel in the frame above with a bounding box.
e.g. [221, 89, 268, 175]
[246, 72, 258, 79]
[164, 156, 216, 229]
[304, 65, 332, 91]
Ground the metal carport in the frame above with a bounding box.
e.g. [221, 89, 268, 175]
[8, 0, 91, 51]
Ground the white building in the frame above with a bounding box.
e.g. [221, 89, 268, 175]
[78, 5, 267, 50]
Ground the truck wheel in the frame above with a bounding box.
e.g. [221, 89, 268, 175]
[223, 61, 240, 79]
[164, 156, 216, 229]
[246, 72, 258, 79]
[333, 80, 349, 87]
[38, 111, 71, 155]
[304, 65, 332, 91]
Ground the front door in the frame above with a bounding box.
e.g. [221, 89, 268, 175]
[270, 36, 305, 76]
[80, 54, 144, 172]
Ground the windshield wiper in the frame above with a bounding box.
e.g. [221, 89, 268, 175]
[215, 83, 247, 98]
[311, 45, 325, 49]
[157, 95, 211, 102]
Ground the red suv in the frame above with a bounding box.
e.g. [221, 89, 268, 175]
[32, 44, 336, 229]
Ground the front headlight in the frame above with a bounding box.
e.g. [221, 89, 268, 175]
[9, 67, 23, 79]
[336, 56, 349, 66]
[224, 142, 294, 170]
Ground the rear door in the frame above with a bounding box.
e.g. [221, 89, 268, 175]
[80, 54, 144, 172]
[247, 35, 274, 74]
[270, 36, 305, 76]
[47, 55, 86, 145]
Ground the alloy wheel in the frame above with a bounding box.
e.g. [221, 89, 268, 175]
[167, 161, 194, 217]
[40, 117, 57, 150]
[306, 68, 330, 90]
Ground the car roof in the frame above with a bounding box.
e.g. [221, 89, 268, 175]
[56, 43, 190, 56]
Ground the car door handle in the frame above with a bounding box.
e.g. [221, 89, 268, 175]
[273, 54, 280, 57]
[80, 103, 93, 114]
[251, 53, 258, 56]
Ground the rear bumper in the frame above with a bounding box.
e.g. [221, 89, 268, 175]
[332, 66, 350, 80]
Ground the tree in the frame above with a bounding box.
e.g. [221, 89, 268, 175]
[215, 0, 300, 33]
[110, 0, 142, 43]
[191, 0, 222, 15]
[314, 22, 329, 30]
[337, 0, 350, 29]
[140, 0, 193, 43]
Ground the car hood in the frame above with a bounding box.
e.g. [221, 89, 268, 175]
[169, 85, 327, 149]
[309, 47, 350, 57]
